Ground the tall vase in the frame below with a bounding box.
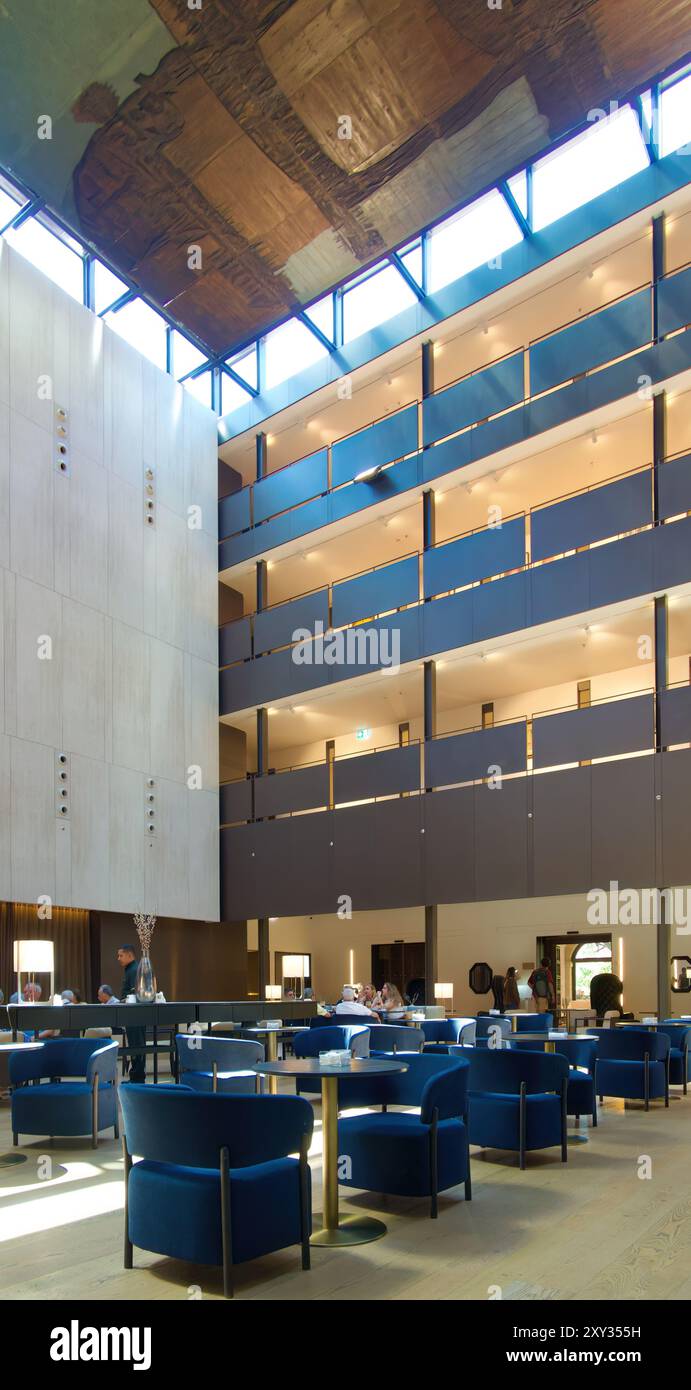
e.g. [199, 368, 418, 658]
[135, 954, 156, 1003]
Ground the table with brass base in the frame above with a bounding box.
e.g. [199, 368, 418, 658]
[243, 1027, 308, 1094]
[0, 1042, 44, 1167]
[255, 1056, 406, 1246]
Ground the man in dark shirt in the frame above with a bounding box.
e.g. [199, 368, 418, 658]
[118, 944, 146, 1083]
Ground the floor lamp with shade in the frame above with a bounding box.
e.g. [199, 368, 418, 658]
[13, 939, 55, 1003]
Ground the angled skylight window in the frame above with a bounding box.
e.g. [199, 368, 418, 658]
[5, 213, 84, 301]
[226, 345, 258, 391]
[659, 71, 691, 156]
[428, 188, 523, 293]
[398, 239, 423, 286]
[264, 317, 329, 389]
[94, 259, 129, 313]
[172, 330, 207, 381]
[343, 261, 417, 342]
[221, 370, 252, 414]
[531, 105, 649, 232]
[304, 293, 334, 342]
[183, 369, 213, 408]
[506, 170, 529, 220]
[103, 297, 168, 369]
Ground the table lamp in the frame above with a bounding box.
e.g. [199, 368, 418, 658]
[282, 954, 309, 997]
[13, 939, 55, 1003]
[265, 984, 282, 1001]
[434, 982, 454, 1014]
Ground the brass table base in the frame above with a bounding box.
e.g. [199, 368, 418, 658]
[0, 1153, 28, 1168]
[310, 1213, 387, 1247]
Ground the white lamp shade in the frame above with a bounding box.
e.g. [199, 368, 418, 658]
[13, 939, 55, 972]
[265, 984, 282, 1000]
[282, 954, 308, 977]
[434, 982, 454, 1000]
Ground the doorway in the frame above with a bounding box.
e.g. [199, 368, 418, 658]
[537, 934, 613, 1018]
[371, 941, 425, 1001]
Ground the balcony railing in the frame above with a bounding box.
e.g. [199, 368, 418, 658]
[220, 684, 691, 827]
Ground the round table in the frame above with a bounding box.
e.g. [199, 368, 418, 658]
[0, 1042, 44, 1168]
[243, 1027, 308, 1093]
[255, 1057, 406, 1247]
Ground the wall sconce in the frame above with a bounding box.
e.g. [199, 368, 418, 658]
[13, 939, 55, 1003]
[434, 982, 454, 1013]
[265, 984, 282, 1001]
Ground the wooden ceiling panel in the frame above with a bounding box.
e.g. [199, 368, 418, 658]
[195, 129, 328, 244]
[163, 73, 242, 178]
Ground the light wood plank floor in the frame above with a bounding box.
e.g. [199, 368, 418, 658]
[1, 1083, 689, 1302]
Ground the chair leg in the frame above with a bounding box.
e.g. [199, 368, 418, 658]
[299, 1139, 311, 1271]
[665, 1058, 670, 1108]
[519, 1083, 527, 1170]
[561, 1081, 568, 1162]
[91, 1071, 99, 1149]
[12, 1131, 18, 1147]
[429, 1111, 439, 1218]
[644, 1054, 650, 1112]
[123, 1140, 133, 1270]
[464, 1130, 472, 1199]
[220, 1146, 234, 1299]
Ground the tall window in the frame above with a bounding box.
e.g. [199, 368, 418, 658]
[94, 259, 129, 313]
[342, 261, 417, 342]
[263, 317, 329, 389]
[572, 940, 612, 1000]
[5, 214, 84, 302]
[531, 106, 649, 232]
[659, 71, 691, 156]
[427, 188, 523, 293]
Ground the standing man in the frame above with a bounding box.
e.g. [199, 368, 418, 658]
[118, 944, 146, 1084]
[528, 957, 555, 1014]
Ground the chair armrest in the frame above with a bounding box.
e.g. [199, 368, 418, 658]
[8, 1044, 46, 1085]
[420, 1065, 468, 1124]
[86, 1042, 118, 1084]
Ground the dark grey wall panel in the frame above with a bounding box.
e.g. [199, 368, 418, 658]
[424, 516, 525, 596]
[533, 694, 653, 768]
[532, 767, 591, 896]
[422, 589, 473, 658]
[530, 288, 651, 394]
[529, 552, 590, 626]
[332, 797, 423, 911]
[254, 588, 329, 655]
[660, 749, 691, 887]
[218, 487, 250, 539]
[422, 351, 524, 447]
[658, 264, 691, 337]
[334, 743, 420, 804]
[426, 723, 526, 787]
[589, 528, 654, 608]
[591, 757, 655, 888]
[658, 452, 691, 520]
[220, 778, 253, 826]
[653, 514, 691, 589]
[660, 685, 691, 746]
[332, 554, 419, 628]
[253, 450, 327, 523]
[472, 570, 527, 641]
[421, 786, 475, 904]
[531, 470, 651, 562]
[474, 777, 528, 900]
[219, 617, 252, 666]
[220, 823, 258, 920]
[255, 763, 328, 818]
[331, 405, 418, 487]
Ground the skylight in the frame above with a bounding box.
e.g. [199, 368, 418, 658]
[531, 105, 649, 232]
[103, 297, 168, 369]
[343, 262, 417, 342]
[428, 188, 523, 293]
[659, 71, 691, 156]
[5, 215, 83, 301]
[264, 317, 329, 389]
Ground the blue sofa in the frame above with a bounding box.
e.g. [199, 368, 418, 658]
[119, 1086, 313, 1298]
[592, 1028, 670, 1109]
[176, 1035, 264, 1094]
[337, 1054, 471, 1218]
[466, 1047, 568, 1169]
[10, 1038, 119, 1148]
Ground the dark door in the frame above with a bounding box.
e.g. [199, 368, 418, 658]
[371, 942, 425, 1001]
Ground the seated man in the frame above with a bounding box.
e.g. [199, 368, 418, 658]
[333, 985, 378, 1019]
[98, 984, 119, 1004]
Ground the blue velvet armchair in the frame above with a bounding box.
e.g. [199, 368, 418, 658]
[659, 1023, 690, 1094]
[368, 1024, 424, 1055]
[337, 1054, 471, 1218]
[421, 1017, 476, 1052]
[592, 1028, 670, 1110]
[10, 1038, 119, 1148]
[474, 1016, 513, 1048]
[466, 1048, 568, 1169]
[119, 1087, 314, 1298]
[175, 1034, 264, 1093]
[293, 1025, 369, 1094]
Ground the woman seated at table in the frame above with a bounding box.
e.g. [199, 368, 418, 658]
[357, 983, 377, 1008]
[372, 982, 406, 1015]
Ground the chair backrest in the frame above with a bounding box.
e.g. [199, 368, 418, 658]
[591, 1028, 670, 1061]
[551, 1036, 598, 1070]
[119, 1087, 313, 1169]
[377, 1054, 469, 1117]
[176, 1035, 264, 1073]
[514, 1012, 553, 1032]
[475, 1016, 512, 1042]
[368, 1025, 423, 1053]
[467, 1046, 568, 1095]
[591, 973, 623, 1018]
[657, 1023, 690, 1049]
[421, 1018, 456, 1043]
[309, 1013, 371, 1028]
[9, 1036, 117, 1084]
[293, 1025, 368, 1058]
[457, 1020, 477, 1045]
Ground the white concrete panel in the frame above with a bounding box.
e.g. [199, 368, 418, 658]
[111, 620, 150, 772]
[186, 527, 217, 664]
[69, 449, 109, 613]
[150, 638, 184, 782]
[14, 577, 61, 747]
[185, 655, 219, 793]
[70, 754, 109, 909]
[11, 736, 55, 906]
[2, 568, 16, 736]
[141, 508, 157, 639]
[0, 732, 11, 899]
[183, 391, 218, 540]
[55, 815, 72, 909]
[109, 764, 146, 913]
[68, 298, 105, 462]
[53, 456, 71, 598]
[50, 280, 71, 419]
[155, 776, 189, 918]
[0, 241, 9, 408]
[0, 570, 4, 734]
[155, 503, 187, 650]
[10, 411, 54, 588]
[104, 331, 143, 488]
[0, 401, 9, 569]
[107, 472, 143, 629]
[61, 598, 106, 760]
[154, 370, 185, 516]
[8, 249, 54, 431]
[188, 788, 220, 921]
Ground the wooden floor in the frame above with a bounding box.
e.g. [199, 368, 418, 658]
[1, 1081, 690, 1302]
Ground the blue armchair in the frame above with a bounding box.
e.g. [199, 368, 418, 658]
[119, 1087, 313, 1298]
[513, 1012, 553, 1033]
[10, 1039, 119, 1148]
[293, 1025, 369, 1095]
[421, 1017, 476, 1052]
[593, 1028, 670, 1110]
[368, 1024, 424, 1055]
[308, 1013, 372, 1028]
[474, 1016, 513, 1048]
[466, 1048, 568, 1169]
[555, 1036, 598, 1128]
[659, 1023, 690, 1094]
[337, 1054, 471, 1218]
[176, 1035, 264, 1094]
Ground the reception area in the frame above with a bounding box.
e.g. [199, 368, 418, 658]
[0, 0, 690, 1346]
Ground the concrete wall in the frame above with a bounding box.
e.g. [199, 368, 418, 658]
[0, 241, 220, 919]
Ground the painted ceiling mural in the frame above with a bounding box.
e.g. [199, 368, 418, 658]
[0, 0, 689, 353]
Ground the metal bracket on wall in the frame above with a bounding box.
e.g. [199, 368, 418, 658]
[55, 751, 70, 820]
[144, 466, 155, 526]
